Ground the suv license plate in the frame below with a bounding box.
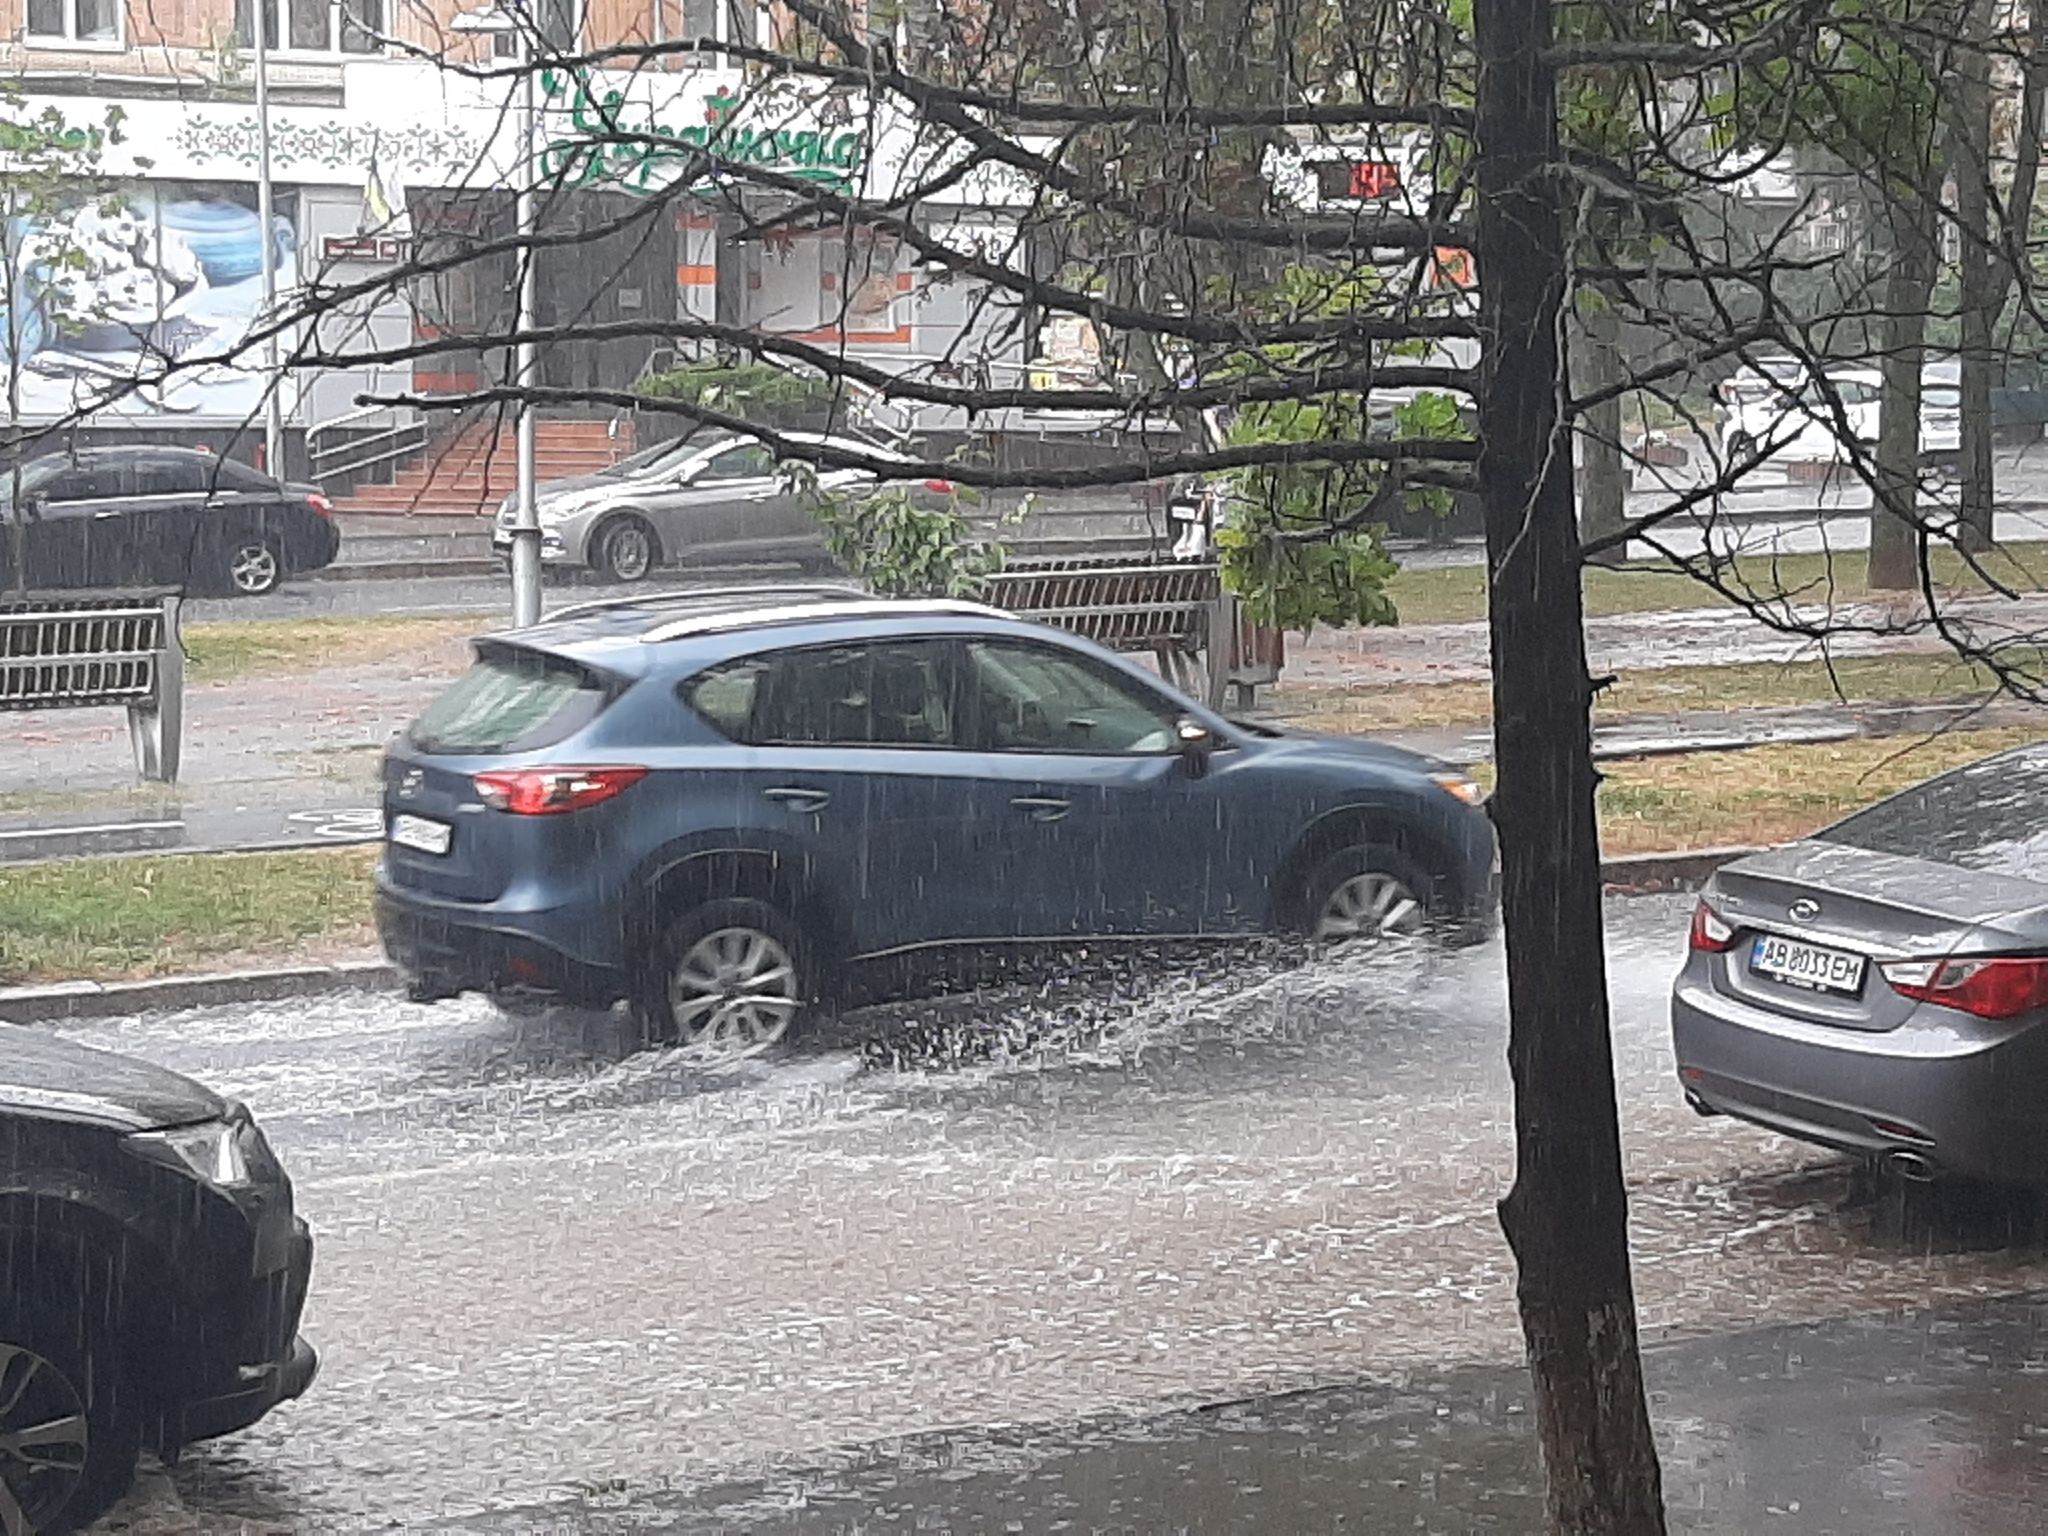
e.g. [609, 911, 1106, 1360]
[1750, 933, 1865, 995]
[390, 814, 452, 856]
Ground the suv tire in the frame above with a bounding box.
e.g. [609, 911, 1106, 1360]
[0, 1259, 142, 1536]
[637, 898, 811, 1058]
[1301, 844, 1437, 943]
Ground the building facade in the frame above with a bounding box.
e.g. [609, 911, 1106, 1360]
[0, 0, 1033, 464]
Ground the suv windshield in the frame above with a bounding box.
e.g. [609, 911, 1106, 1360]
[408, 645, 615, 755]
[1817, 746, 2048, 883]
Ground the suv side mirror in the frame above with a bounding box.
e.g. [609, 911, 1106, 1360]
[1176, 716, 1215, 776]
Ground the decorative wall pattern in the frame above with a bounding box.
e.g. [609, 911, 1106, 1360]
[171, 119, 481, 175]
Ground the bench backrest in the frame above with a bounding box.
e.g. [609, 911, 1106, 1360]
[0, 594, 171, 711]
[982, 559, 1222, 652]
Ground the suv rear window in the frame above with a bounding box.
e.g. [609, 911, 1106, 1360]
[1817, 746, 2048, 883]
[408, 645, 613, 755]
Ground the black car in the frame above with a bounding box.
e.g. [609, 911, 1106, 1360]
[0, 1024, 316, 1534]
[0, 447, 341, 597]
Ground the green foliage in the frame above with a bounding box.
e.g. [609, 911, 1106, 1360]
[1207, 267, 1470, 631]
[791, 464, 1008, 598]
[1215, 513, 1402, 631]
[637, 361, 840, 425]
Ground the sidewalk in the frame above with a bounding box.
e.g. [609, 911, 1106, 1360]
[2, 594, 2042, 862]
[467, 1289, 2048, 1532]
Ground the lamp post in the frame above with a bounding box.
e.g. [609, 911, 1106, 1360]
[453, 6, 541, 628]
[253, 1, 283, 480]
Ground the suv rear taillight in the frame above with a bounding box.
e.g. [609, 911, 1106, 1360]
[473, 766, 647, 815]
[922, 478, 956, 494]
[307, 492, 335, 517]
[1881, 956, 2048, 1020]
[1689, 899, 1736, 953]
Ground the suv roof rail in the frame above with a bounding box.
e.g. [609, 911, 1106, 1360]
[638, 597, 1000, 644]
[545, 582, 869, 626]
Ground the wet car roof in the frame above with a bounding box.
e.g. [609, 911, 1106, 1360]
[475, 588, 1024, 677]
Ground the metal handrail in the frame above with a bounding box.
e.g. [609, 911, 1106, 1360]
[307, 398, 430, 493]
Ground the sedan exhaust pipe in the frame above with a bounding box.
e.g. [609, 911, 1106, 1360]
[1882, 1149, 1940, 1184]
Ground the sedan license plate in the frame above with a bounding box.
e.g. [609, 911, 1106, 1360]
[389, 813, 452, 857]
[1750, 933, 1865, 996]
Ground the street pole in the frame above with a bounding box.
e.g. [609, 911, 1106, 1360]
[254, 2, 284, 480]
[510, 34, 542, 628]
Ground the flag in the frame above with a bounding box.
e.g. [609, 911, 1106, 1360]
[362, 137, 410, 237]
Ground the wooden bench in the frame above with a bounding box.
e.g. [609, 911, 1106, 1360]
[0, 591, 185, 782]
[981, 557, 1280, 708]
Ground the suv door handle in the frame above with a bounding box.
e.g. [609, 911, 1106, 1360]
[764, 787, 830, 813]
[1011, 795, 1072, 823]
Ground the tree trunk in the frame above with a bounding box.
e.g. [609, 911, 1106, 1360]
[1990, 13, 2047, 383]
[1471, 0, 1667, 1531]
[4, 244, 23, 598]
[1952, 0, 1997, 551]
[1868, 191, 1936, 592]
[1577, 295, 1629, 568]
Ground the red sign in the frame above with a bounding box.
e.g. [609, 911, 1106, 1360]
[1348, 161, 1402, 198]
[1314, 159, 1404, 201]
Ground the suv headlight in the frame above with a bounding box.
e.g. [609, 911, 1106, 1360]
[1431, 771, 1487, 808]
[127, 1118, 251, 1186]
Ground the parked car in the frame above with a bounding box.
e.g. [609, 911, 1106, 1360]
[0, 1024, 316, 1533]
[1714, 360, 1957, 468]
[492, 431, 958, 583]
[376, 589, 1498, 1054]
[0, 447, 340, 597]
[1672, 739, 2048, 1185]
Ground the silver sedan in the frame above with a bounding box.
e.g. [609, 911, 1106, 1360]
[1672, 740, 2048, 1185]
[493, 431, 949, 582]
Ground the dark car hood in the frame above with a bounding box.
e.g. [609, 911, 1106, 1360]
[0, 1024, 225, 1132]
[1235, 719, 1448, 775]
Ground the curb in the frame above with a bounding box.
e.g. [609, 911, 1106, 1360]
[0, 959, 397, 1024]
[0, 849, 1759, 1024]
[1599, 845, 1761, 892]
[315, 558, 502, 582]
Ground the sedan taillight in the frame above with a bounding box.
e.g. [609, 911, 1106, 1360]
[473, 766, 647, 816]
[307, 492, 335, 517]
[1689, 899, 1736, 953]
[1881, 956, 2048, 1020]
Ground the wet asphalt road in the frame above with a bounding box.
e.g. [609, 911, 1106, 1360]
[65, 894, 2048, 1531]
[485, 1292, 2048, 1534]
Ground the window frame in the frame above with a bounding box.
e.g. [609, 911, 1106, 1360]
[24, 0, 125, 49]
[235, 0, 387, 57]
[682, 636, 966, 751]
[693, 442, 779, 484]
[130, 456, 210, 498]
[656, 0, 756, 60]
[40, 461, 130, 505]
[959, 637, 1188, 758]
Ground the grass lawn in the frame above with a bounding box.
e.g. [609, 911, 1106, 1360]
[183, 616, 478, 684]
[1269, 650, 2048, 735]
[1594, 726, 2043, 856]
[1385, 540, 2048, 627]
[0, 846, 377, 986]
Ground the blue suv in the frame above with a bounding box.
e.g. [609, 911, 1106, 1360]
[376, 588, 1498, 1052]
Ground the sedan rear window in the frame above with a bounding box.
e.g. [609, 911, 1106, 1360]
[1817, 746, 2048, 883]
[408, 646, 613, 755]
